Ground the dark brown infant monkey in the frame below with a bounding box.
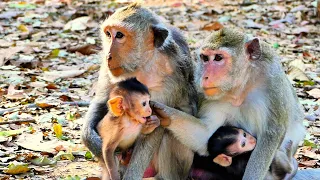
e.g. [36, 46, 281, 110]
[192, 126, 256, 180]
[97, 78, 159, 180]
[192, 126, 297, 180]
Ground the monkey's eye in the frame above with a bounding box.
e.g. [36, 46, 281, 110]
[214, 54, 223, 61]
[142, 101, 146, 107]
[115, 32, 124, 39]
[243, 132, 246, 138]
[241, 141, 246, 147]
[200, 54, 209, 62]
[106, 31, 111, 38]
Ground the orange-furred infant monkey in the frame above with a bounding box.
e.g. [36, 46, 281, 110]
[97, 78, 159, 180]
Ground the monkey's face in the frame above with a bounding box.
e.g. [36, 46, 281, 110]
[102, 25, 137, 77]
[101, 20, 156, 78]
[227, 129, 256, 155]
[197, 48, 234, 100]
[130, 93, 152, 124]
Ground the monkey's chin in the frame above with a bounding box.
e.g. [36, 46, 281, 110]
[109, 67, 125, 77]
[203, 87, 221, 97]
[203, 89, 225, 101]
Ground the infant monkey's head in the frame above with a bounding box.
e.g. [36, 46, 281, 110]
[208, 126, 256, 167]
[108, 78, 152, 124]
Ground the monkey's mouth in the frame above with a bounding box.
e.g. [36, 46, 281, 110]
[109, 66, 122, 71]
[203, 87, 218, 90]
[203, 87, 221, 96]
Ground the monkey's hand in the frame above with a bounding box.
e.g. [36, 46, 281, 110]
[150, 101, 172, 127]
[141, 115, 160, 134]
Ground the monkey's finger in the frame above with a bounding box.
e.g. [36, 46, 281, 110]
[150, 101, 170, 119]
[146, 115, 160, 126]
[150, 113, 170, 127]
[150, 101, 166, 111]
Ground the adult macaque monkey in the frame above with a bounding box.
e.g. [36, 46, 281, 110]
[82, 3, 197, 180]
[151, 28, 306, 180]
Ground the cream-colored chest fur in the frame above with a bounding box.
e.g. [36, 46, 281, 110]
[118, 117, 143, 150]
[136, 51, 173, 92]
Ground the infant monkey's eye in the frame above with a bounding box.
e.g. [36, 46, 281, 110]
[142, 101, 146, 106]
[243, 132, 246, 137]
[241, 141, 246, 147]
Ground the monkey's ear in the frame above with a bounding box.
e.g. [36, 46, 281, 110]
[152, 24, 168, 48]
[245, 38, 261, 61]
[213, 154, 232, 167]
[108, 96, 124, 117]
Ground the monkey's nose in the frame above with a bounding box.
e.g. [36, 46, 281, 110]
[107, 56, 112, 61]
[250, 137, 256, 145]
[204, 77, 209, 80]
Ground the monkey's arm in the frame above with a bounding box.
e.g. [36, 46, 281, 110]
[123, 127, 164, 180]
[102, 141, 120, 180]
[151, 101, 225, 155]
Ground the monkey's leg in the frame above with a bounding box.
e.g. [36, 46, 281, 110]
[284, 158, 298, 180]
[123, 127, 164, 180]
[156, 131, 194, 180]
[99, 159, 110, 180]
[103, 146, 120, 180]
[243, 127, 286, 180]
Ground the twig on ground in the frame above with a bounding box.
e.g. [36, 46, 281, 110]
[0, 119, 36, 125]
[0, 101, 90, 115]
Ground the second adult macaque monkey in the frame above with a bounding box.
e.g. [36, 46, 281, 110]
[82, 3, 197, 180]
[150, 28, 306, 179]
[97, 78, 158, 180]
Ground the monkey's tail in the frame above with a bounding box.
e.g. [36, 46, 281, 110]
[293, 169, 320, 180]
[81, 101, 107, 158]
[82, 124, 103, 157]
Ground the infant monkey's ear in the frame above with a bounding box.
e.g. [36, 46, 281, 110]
[213, 154, 232, 167]
[108, 96, 125, 117]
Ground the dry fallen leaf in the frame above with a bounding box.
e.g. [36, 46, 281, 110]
[53, 123, 63, 139]
[4, 163, 30, 175]
[67, 44, 102, 55]
[299, 160, 318, 167]
[36, 103, 56, 109]
[303, 150, 320, 160]
[201, 22, 223, 31]
[42, 70, 86, 82]
[307, 89, 320, 99]
[0, 46, 25, 66]
[287, 67, 309, 82]
[63, 16, 91, 31]
[15, 132, 73, 154]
